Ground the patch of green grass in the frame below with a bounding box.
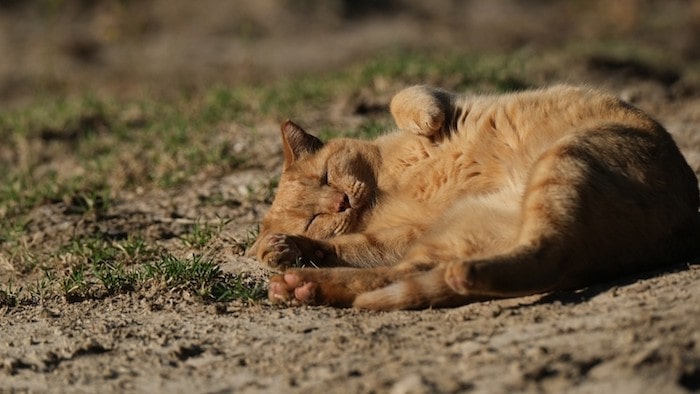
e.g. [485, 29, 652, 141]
[181, 222, 217, 249]
[2, 222, 266, 306]
[116, 235, 151, 260]
[0, 218, 26, 245]
[130, 253, 263, 302]
[0, 92, 254, 218]
[26, 268, 55, 303]
[60, 264, 89, 301]
[317, 117, 396, 142]
[260, 76, 332, 116]
[180, 217, 232, 249]
[348, 50, 531, 93]
[136, 253, 265, 302]
[210, 274, 267, 303]
[201, 86, 250, 124]
[93, 261, 139, 294]
[1, 251, 266, 307]
[242, 49, 535, 127]
[60, 237, 118, 265]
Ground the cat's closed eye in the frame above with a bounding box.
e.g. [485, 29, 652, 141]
[320, 170, 329, 186]
[305, 214, 321, 232]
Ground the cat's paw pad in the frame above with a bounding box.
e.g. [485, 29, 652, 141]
[444, 261, 476, 295]
[262, 234, 302, 269]
[268, 272, 318, 305]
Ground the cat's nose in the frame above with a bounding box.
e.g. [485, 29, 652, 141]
[335, 193, 351, 212]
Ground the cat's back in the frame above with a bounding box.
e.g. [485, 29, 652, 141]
[376, 85, 686, 203]
[452, 85, 660, 154]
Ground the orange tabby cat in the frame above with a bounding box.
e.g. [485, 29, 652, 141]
[251, 85, 700, 310]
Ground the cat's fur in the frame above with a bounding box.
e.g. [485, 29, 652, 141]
[252, 85, 700, 310]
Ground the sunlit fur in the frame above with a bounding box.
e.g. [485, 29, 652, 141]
[253, 85, 700, 310]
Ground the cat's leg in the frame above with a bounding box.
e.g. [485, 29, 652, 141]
[443, 127, 697, 298]
[352, 266, 495, 310]
[439, 136, 586, 297]
[351, 193, 522, 309]
[268, 266, 403, 307]
[269, 192, 522, 309]
[267, 225, 464, 306]
[268, 244, 496, 309]
[390, 85, 455, 138]
[258, 225, 424, 269]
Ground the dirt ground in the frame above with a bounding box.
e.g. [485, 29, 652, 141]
[2, 1, 700, 393]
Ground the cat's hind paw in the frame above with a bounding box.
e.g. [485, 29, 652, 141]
[390, 85, 446, 137]
[267, 268, 356, 307]
[444, 261, 476, 295]
[268, 272, 319, 305]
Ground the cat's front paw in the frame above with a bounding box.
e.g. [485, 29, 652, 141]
[260, 233, 334, 269]
[260, 233, 303, 269]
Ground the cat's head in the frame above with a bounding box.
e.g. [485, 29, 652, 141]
[251, 121, 380, 257]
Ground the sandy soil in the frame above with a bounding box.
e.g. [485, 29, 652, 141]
[2, 265, 699, 393]
[2, 1, 700, 393]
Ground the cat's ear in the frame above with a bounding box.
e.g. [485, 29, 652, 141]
[281, 120, 323, 170]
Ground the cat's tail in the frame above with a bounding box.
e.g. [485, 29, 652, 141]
[352, 267, 489, 310]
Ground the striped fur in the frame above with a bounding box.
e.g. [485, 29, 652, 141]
[254, 85, 700, 310]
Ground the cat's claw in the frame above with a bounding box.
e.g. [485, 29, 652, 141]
[262, 234, 302, 269]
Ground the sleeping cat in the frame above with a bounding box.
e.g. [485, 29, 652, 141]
[251, 85, 700, 310]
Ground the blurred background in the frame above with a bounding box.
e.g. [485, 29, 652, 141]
[2, 0, 699, 108]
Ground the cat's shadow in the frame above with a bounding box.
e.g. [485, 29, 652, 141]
[519, 257, 700, 307]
